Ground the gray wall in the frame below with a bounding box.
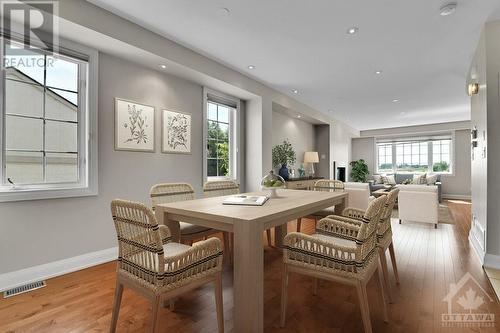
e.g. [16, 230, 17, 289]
[314, 124, 330, 178]
[351, 127, 471, 198]
[271, 111, 315, 171]
[0, 53, 232, 273]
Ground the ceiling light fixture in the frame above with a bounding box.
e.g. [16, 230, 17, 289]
[159, 64, 167, 69]
[347, 27, 359, 35]
[292, 89, 299, 94]
[219, 7, 230, 15]
[297, 115, 302, 118]
[375, 70, 382, 75]
[392, 99, 399, 103]
[247, 65, 255, 70]
[440, 3, 457, 16]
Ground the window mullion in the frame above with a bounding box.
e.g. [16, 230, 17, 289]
[42, 54, 47, 183]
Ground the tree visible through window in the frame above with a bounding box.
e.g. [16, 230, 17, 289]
[207, 101, 232, 178]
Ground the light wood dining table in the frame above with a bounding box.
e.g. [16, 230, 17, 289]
[155, 189, 348, 333]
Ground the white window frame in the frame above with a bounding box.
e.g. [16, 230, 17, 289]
[0, 35, 98, 202]
[202, 87, 240, 184]
[375, 134, 454, 175]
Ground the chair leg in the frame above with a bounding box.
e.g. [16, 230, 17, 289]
[110, 282, 123, 333]
[376, 262, 389, 323]
[296, 218, 302, 232]
[356, 281, 372, 333]
[378, 248, 393, 303]
[214, 272, 224, 333]
[312, 278, 318, 296]
[223, 232, 230, 265]
[388, 242, 400, 285]
[280, 264, 289, 327]
[150, 296, 161, 333]
[266, 229, 273, 247]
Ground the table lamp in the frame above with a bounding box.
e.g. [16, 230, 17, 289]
[303, 151, 319, 177]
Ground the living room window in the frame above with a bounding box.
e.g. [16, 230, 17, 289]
[203, 88, 240, 182]
[0, 38, 98, 202]
[376, 136, 452, 174]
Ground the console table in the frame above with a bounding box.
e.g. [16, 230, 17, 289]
[285, 177, 324, 190]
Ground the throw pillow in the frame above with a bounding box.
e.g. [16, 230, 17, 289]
[426, 174, 438, 185]
[386, 175, 396, 185]
[373, 174, 383, 184]
[412, 174, 426, 185]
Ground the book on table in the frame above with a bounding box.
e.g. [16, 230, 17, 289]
[222, 195, 269, 206]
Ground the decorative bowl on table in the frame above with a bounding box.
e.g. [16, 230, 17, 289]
[261, 171, 286, 198]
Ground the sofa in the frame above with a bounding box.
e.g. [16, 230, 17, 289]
[344, 182, 375, 210]
[397, 184, 439, 228]
[369, 173, 442, 202]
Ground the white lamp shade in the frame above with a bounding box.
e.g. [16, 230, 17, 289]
[303, 151, 319, 163]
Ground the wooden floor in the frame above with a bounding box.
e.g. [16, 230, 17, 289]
[1, 200, 499, 332]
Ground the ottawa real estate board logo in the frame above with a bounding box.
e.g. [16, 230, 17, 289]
[1, 1, 59, 69]
[442, 272, 495, 327]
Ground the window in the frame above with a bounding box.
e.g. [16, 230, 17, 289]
[395, 141, 428, 172]
[0, 38, 98, 201]
[432, 139, 451, 172]
[377, 143, 393, 173]
[203, 89, 239, 181]
[376, 136, 453, 174]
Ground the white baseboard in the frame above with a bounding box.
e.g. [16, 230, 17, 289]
[469, 232, 485, 265]
[442, 194, 471, 200]
[0, 247, 117, 292]
[484, 254, 500, 270]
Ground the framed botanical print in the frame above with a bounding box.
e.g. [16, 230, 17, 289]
[162, 109, 192, 154]
[115, 98, 155, 152]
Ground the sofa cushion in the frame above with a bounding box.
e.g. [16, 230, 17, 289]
[426, 173, 438, 185]
[382, 175, 396, 185]
[373, 174, 383, 184]
[395, 173, 414, 184]
[412, 174, 426, 185]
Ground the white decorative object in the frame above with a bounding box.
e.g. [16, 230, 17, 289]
[162, 109, 191, 154]
[115, 98, 155, 152]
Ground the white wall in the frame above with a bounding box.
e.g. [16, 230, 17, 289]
[0, 53, 213, 274]
[331, 122, 358, 180]
[271, 111, 315, 171]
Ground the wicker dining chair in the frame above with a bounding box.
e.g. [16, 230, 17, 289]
[203, 180, 274, 248]
[296, 179, 345, 232]
[281, 195, 389, 333]
[110, 199, 224, 333]
[203, 180, 240, 263]
[150, 183, 225, 245]
[343, 187, 400, 302]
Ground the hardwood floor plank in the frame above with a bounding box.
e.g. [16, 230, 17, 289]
[0, 200, 499, 332]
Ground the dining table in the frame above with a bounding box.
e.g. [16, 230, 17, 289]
[154, 189, 349, 333]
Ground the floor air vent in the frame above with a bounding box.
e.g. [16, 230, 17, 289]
[3, 281, 46, 298]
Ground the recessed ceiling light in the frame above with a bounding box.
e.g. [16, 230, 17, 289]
[440, 3, 457, 16]
[329, 109, 334, 113]
[347, 27, 359, 35]
[247, 65, 255, 70]
[292, 89, 299, 94]
[400, 111, 406, 115]
[375, 70, 383, 75]
[219, 7, 230, 15]
[392, 99, 399, 103]
[297, 115, 302, 118]
[159, 64, 167, 69]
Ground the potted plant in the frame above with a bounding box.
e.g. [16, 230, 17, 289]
[272, 139, 296, 181]
[350, 159, 369, 182]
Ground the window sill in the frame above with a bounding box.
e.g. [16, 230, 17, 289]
[0, 185, 98, 202]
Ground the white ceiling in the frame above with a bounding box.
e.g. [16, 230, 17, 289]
[88, 0, 500, 130]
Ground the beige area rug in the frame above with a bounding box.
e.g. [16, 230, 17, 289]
[391, 204, 454, 224]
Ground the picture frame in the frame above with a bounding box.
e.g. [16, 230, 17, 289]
[162, 109, 192, 154]
[114, 98, 155, 152]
